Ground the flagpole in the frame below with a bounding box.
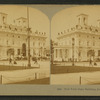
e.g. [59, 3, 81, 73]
[27, 6, 31, 67]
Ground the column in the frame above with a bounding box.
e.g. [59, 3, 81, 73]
[54, 48, 56, 61]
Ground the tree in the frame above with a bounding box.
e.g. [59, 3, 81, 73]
[51, 39, 54, 64]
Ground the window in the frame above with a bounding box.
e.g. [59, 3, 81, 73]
[13, 41, 14, 45]
[79, 41, 81, 46]
[87, 41, 89, 46]
[60, 49, 62, 58]
[78, 18, 80, 24]
[39, 42, 40, 46]
[93, 42, 95, 46]
[7, 40, 8, 45]
[95, 29, 98, 32]
[17, 49, 20, 55]
[83, 17, 86, 25]
[56, 49, 57, 58]
[33, 42, 35, 46]
[2, 16, 5, 24]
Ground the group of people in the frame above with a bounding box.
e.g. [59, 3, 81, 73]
[89, 58, 97, 67]
[9, 57, 17, 65]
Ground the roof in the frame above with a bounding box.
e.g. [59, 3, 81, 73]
[16, 17, 27, 20]
[77, 13, 88, 17]
[0, 12, 8, 15]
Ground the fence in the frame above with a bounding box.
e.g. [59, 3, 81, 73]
[79, 76, 100, 85]
[0, 72, 49, 84]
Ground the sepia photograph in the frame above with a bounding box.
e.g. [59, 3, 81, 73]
[0, 5, 50, 84]
[51, 5, 100, 85]
[1, 4, 100, 96]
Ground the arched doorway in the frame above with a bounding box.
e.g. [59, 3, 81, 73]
[87, 50, 95, 57]
[22, 43, 26, 56]
[7, 48, 14, 57]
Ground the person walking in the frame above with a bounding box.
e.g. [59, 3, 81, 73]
[34, 57, 38, 64]
[94, 59, 97, 66]
[13, 58, 17, 64]
[89, 58, 93, 67]
[9, 57, 12, 65]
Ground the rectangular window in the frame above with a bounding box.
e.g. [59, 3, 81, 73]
[7, 40, 8, 45]
[13, 41, 14, 45]
[93, 42, 95, 46]
[60, 49, 62, 58]
[87, 41, 89, 46]
[17, 49, 20, 55]
[56, 49, 57, 58]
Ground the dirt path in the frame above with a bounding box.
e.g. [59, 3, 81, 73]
[51, 71, 100, 85]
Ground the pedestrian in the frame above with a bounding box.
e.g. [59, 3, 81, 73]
[9, 57, 12, 65]
[34, 57, 38, 64]
[94, 59, 97, 66]
[13, 58, 17, 64]
[89, 58, 93, 67]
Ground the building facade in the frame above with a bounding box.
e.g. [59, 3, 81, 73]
[53, 14, 100, 61]
[0, 12, 47, 60]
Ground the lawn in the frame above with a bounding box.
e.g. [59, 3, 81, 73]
[51, 64, 100, 74]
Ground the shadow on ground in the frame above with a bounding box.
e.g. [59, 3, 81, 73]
[51, 64, 100, 74]
[8, 77, 50, 84]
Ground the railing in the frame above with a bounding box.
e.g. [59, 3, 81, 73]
[0, 72, 49, 84]
[79, 76, 100, 85]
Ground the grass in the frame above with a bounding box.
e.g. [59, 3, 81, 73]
[8, 77, 50, 84]
[51, 64, 100, 74]
[0, 65, 39, 71]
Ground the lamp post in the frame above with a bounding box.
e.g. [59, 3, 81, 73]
[72, 38, 75, 66]
[27, 7, 31, 67]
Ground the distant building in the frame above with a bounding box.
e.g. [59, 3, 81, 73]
[0, 12, 47, 59]
[53, 13, 100, 61]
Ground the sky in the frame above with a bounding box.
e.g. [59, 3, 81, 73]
[1, 5, 100, 45]
[51, 5, 100, 41]
[0, 5, 50, 46]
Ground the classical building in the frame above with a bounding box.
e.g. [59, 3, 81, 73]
[0, 12, 47, 60]
[53, 13, 100, 61]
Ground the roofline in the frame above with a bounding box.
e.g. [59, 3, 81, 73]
[77, 13, 88, 17]
[0, 12, 8, 15]
[16, 17, 27, 20]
